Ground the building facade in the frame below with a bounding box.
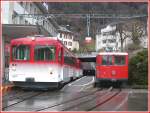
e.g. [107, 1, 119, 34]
[2, 1, 58, 36]
[96, 25, 119, 52]
[96, 24, 147, 52]
[95, 25, 133, 52]
[57, 26, 79, 51]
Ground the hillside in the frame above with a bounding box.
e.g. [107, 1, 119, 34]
[48, 2, 147, 51]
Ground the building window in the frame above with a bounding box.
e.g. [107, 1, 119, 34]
[30, 3, 33, 13]
[34, 7, 37, 14]
[19, 16, 24, 24]
[68, 35, 70, 39]
[26, 3, 30, 12]
[69, 35, 71, 39]
[64, 41, 67, 45]
[103, 40, 106, 44]
[60, 33, 62, 38]
[108, 39, 116, 43]
[61, 34, 64, 38]
[12, 11, 18, 20]
[67, 34, 68, 39]
[42, 21, 45, 26]
[64, 34, 67, 39]
[24, 2, 27, 9]
[68, 42, 72, 46]
[25, 20, 28, 24]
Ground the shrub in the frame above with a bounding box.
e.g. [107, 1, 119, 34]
[128, 49, 148, 85]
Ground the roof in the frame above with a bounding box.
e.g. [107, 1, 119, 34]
[11, 37, 77, 57]
[2, 24, 54, 39]
[58, 26, 72, 33]
[11, 37, 59, 45]
[98, 52, 128, 55]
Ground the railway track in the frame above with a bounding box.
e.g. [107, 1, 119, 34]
[3, 85, 123, 111]
[2, 89, 33, 101]
[2, 86, 101, 111]
[2, 90, 44, 110]
[87, 89, 121, 111]
[36, 87, 122, 111]
[2, 77, 84, 111]
[36, 88, 103, 111]
[2, 88, 22, 98]
[62, 88, 119, 111]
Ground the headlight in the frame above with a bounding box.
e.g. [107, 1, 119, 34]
[112, 70, 116, 76]
[48, 68, 53, 75]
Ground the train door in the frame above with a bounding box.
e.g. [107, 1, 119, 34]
[63, 49, 72, 82]
[113, 55, 128, 79]
[97, 55, 113, 79]
[58, 47, 64, 82]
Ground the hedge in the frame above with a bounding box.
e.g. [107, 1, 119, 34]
[128, 49, 148, 85]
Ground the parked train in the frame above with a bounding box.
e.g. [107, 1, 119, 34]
[94, 52, 128, 87]
[9, 36, 82, 89]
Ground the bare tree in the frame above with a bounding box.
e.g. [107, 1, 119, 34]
[116, 23, 129, 52]
[116, 20, 145, 52]
[130, 20, 145, 45]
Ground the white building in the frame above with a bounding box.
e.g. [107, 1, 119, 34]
[57, 26, 79, 51]
[96, 25, 119, 52]
[96, 24, 147, 52]
[96, 25, 133, 52]
[72, 41, 80, 51]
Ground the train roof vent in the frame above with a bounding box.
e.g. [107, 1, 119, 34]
[26, 35, 45, 38]
[34, 35, 45, 37]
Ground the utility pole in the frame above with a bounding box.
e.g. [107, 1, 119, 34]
[87, 14, 90, 37]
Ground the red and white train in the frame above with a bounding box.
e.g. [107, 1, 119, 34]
[94, 52, 128, 87]
[9, 36, 82, 89]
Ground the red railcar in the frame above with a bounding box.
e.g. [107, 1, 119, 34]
[95, 52, 128, 87]
[9, 36, 82, 89]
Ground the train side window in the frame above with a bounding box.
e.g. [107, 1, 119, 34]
[58, 48, 62, 62]
[114, 55, 126, 65]
[102, 55, 112, 65]
[64, 50, 68, 64]
[64, 50, 75, 66]
[34, 45, 56, 61]
[12, 45, 30, 60]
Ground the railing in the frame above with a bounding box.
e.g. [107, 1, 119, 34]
[75, 52, 98, 58]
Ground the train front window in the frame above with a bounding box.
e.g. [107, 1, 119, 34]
[12, 45, 30, 60]
[102, 55, 112, 65]
[114, 56, 126, 65]
[34, 45, 56, 61]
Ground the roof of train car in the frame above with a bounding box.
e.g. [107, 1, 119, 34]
[11, 36, 77, 57]
[98, 52, 128, 55]
[11, 37, 58, 44]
